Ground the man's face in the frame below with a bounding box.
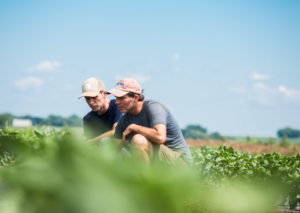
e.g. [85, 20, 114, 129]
[115, 95, 135, 113]
[85, 92, 106, 112]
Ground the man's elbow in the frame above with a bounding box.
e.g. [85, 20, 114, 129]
[156, 135, 166, 145]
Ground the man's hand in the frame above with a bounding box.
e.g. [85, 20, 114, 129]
[86, 123, 118, 144]
[122, 124, 136, 145]
[87, 138, 99, 143]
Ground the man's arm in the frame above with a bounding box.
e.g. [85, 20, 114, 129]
[87, 123, 118, 144]
[122, 124, 166, 145]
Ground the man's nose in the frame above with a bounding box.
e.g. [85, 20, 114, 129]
[88, 99, 94, 105]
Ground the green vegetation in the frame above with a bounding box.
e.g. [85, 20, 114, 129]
[0, 113, 83, 129]
[192, 146, 300, 210]
[0, 127, 299, 212]
[280, 134, 291, 147]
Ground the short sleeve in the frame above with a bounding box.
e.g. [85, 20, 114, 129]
[147, 102, 167, 128]
[113, 105, 122, 124]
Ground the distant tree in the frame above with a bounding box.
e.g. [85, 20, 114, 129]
[31, 117, 44, 126]
[220, 136, 227, 142]
[68, 114, 80, 120]
[66, 114, 83, 127]
[209, 132, 222, 140]
[44, 115, 65, 127]
[0, 113, 13, 129]
[246, 136, 251, 143]
[184, 130, 207, 139]
[0, 113, 82, 128]
[181, 124, 208, 139]
[280, 134, 291, 147]
[185, 125, 207, 134]
[277, 127, 300, 138]
[19, 115, 43, 125]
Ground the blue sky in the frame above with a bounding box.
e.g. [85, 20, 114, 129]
[1, 0, 299, 136]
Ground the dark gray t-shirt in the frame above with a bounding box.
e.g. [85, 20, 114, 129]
[114, 100, 193, 164]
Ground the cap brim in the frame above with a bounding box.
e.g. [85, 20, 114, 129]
[78, 91, 99, 99]
[107, 88, 128, 97]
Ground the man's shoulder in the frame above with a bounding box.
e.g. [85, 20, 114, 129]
[144, 99, 164, 106]
[144, 99, 168, 111]
[109, 99, 119, 110]
[109, 99, 122, 115]
[83, 111, 94, 121]
[109, 99, 117, 105]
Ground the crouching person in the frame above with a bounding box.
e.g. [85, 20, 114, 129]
[78, 77, 122, 145]
[108, 78, 193, 168]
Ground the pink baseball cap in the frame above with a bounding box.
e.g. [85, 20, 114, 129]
[108, 78, 142, 97]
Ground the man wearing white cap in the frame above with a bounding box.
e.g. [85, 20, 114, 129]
[108, 78, 193, 167]
[79, 77, 122, 143]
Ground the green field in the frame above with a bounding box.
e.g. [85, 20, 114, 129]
[0, 127, 299, 212]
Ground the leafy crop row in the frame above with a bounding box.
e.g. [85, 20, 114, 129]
[192, 146, 300, 209]
[0, 127, 299, 212]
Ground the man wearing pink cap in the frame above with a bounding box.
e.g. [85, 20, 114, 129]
[108, 78, 193, 167]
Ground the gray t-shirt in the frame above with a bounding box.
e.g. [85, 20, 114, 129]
[114, 100, 193, 164]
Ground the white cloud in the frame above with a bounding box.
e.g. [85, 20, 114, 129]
[250, 83, 277, 104]
[26, 60, 61, 73]
[114, 74, 152, 84]
[171, 53, 181, 72]
[228, 84, 273, 105]
[15, 76, 44, 91]
[229, 83, 277, 105]
[229, 72, 300, 105]
[252, 83, 275, 93]
[278, 85, 300, 102]
[173, 53, 180, 60]
[250, 72, 270, 80]
[229, 82, 300, 105]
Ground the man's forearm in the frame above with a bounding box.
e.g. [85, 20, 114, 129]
[129, 124, 166, 144]
[87, 130, 114, 143]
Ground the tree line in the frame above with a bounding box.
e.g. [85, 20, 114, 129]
[277, 127, 300, 138]
[0, 113, 83, 129]
[1, 113, 299, 140]
[181, 125, 300, 140]
[181, 124, 224, 140]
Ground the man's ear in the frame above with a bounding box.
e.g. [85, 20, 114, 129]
[103, 91, 108, 97]
[134, 94, 139, 102]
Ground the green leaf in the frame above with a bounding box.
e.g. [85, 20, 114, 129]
[215, 157, 222, 163]
[246, 170, 253, 175]
[205, 154, 212, 160]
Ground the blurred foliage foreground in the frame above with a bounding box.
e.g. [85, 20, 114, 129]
[0, 128, 299, 213]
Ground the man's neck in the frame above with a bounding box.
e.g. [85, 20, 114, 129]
[130, 101, 144, 116]
[96, 99, 110, 115]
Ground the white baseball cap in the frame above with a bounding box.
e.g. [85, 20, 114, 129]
[78, 77, 105, 99]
